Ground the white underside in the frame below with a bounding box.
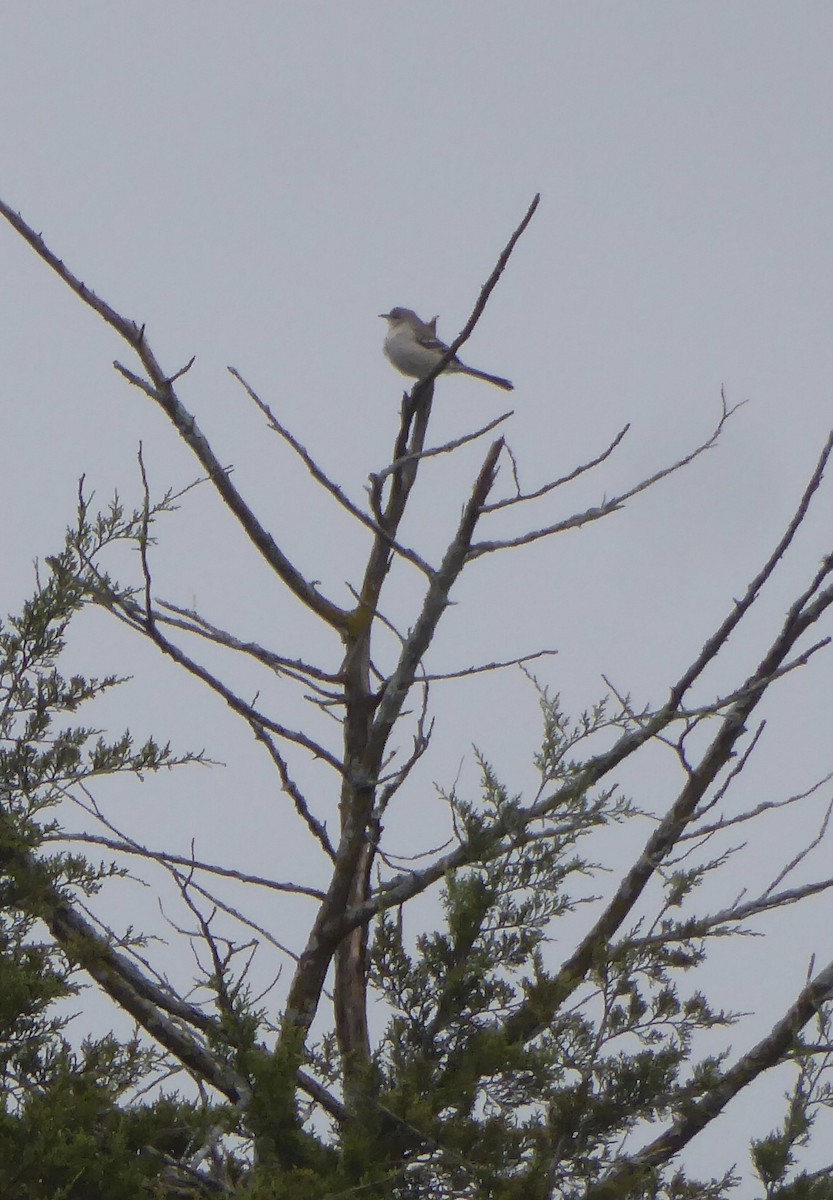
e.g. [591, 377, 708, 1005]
[383, 327, 461, 379]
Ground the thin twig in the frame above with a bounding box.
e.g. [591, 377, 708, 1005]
[0, 193, 348, 632]
[421, 647, 558, 682]
[482, 424, 631, 513]
[762, 796, 833, 900]
[110, 596, 346, 774]
[371, 410, 514, 486]
[229, 367, 433, 578]
[155, 600, 342, 685]
[47, 831, 325, 899]
[251, 723, 336, 860]
[470, 398, 740, 558]
[413, 193, 541, 391]
[682, 770, 833, 842]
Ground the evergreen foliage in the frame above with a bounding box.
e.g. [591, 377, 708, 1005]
[2, 193, 833, 1198]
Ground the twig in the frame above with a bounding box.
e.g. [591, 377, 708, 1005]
[470, 398, 740, 558]
[682, 769, 833, 842]
[421, 647, 558, 682]
[0, 194, 349, 632]
[251, 723, 336, 860]
[370, 410, 514, 486]
[482, 424, 631, 513]
[137, 443, 155, 627]
[110, 596, 346, 774]
[47, 830, 325, 899]
[154, 600, 341, 686]
[229, 367, 433, 578]
[176, 868, 301, 965]
[762, 796, 833, 900]
[413, 193, 541, 392]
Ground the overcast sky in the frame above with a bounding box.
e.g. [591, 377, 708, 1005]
[2, 6, 833, 1191]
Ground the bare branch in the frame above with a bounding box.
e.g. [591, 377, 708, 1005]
[343, 581, 407, 650]
[376, 681, 433, 810]
[49, 830, 326, 900]
[421, 647, 558, 682]
[0, 830, 245, 1101]
[482, 423, 631, 513]
[250, 722, 336, 860]
[63, 789, 317, 973]
[762, 795, 833, 900]
[413, 193, 541, 392]
[682, 770, 833, 842]
[154, 600, 341, 687]
[110, 597, 346, 774]
[281, 439, 505, 1046]
[0, 194, 349, 632]
[229, 367, 434, 578]
[137, 442, 156, 626]
[470, 397, 740, 558]
[667, 427, 833, 709]
[369, 438, 505, 760]
[175, 867, 301, 966]
[682, 721, 768, 822]
[370, 409, 513, 487]
[618, 636, 830, 733]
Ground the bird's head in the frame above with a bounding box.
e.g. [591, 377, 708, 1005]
[378, 306, 418, 325]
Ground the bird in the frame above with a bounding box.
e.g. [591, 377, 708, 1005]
[379, 307, 513, 391]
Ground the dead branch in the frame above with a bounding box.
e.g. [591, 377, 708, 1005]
[250, 722, 336, 860]
[412, 193, 540, 392]
[229, 366, 434, 578]
[281, 439, 505, 1048]
[370, 409, 513, 487]
[376, 682, 433, 810]
[420, 647, 558, 682]
[469, 396, 740, 558]
[175, 868, 301, 966]
[109, 597, 346, 774]
[0, 194, 349, 633]
[154, 600, 341, 686]
[368, 439, 505, 760]
[762, 795, 833, 899]
[46, 830, 326, 899]
[667, 429, 833, 708]
[482, 423, 631, 513]
[682, 769, 833, 842]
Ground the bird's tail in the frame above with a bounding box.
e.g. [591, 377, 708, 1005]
[459, 365, 514, 391]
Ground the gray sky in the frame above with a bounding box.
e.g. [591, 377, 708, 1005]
[2, 5, 833, 1190]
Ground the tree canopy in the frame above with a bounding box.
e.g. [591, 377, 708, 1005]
[2, 194, 833, 1199]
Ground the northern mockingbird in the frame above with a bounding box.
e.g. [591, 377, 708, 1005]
[379, 307, 513, 391]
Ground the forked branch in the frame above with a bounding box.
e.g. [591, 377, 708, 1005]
[0, 194, 348, 632]
[584, 955, 833, 1198]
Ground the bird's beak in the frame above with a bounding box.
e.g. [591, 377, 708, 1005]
[378, 312, 390, 319]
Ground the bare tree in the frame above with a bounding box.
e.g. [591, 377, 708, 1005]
[2, 191, 833, 1198]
